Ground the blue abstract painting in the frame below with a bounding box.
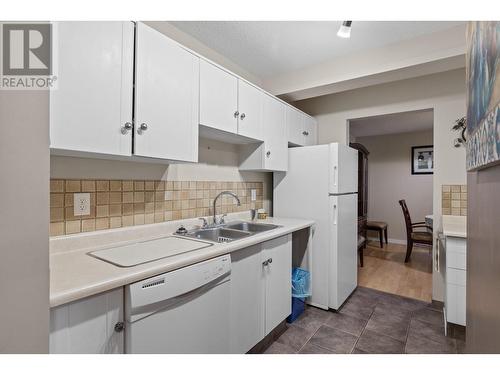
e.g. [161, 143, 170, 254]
[466, 21, 500, 170]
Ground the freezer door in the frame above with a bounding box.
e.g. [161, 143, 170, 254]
[329, 194, 358, 309]
[329, 143, 358, 194]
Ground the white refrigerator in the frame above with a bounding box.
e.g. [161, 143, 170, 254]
[274, 143, 358, 310]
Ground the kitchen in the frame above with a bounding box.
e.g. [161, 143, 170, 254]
[1, 2, 499, 371]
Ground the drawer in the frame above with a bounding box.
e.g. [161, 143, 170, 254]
[447, 267, 466, 286]
[446, 283, 466, 326]
[447, 251, 466, 270]
[446, 237, 466, 254]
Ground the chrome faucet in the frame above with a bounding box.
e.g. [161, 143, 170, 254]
[213, 191, 241, 225]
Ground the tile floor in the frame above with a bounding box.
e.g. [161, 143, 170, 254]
[264, 287, 466, 354]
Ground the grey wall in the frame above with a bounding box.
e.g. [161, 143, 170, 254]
[356, 130, 434, 242]
[0, 90, 50, 353]
[466, 168, 500, 353]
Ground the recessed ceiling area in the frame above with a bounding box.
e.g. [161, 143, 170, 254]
[170, 21, 465, 80]
[349, 109, 433, 138]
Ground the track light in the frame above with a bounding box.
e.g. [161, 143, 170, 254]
[337, 21, 352, 38]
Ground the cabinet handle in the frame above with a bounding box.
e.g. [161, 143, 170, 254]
[234, 111, 240, 118]
[267, 258, 272, 264]
[121, 122, 132, 135]
[240, 113, 246, 120]
[137, 123, 148, 135]
[114, 322, 124, 332]
[266, 151, 271, 158]
[262, 258, 272, 266]
[302, 131, 309, 136]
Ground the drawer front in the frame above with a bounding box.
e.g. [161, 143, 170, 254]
[446, 283, 466, 326]
[447, 267, 466, 286]
[447, 251, 466, 270]
[446, 237, 466, 254]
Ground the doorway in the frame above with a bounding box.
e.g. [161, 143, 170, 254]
[348, 109, 434, 302]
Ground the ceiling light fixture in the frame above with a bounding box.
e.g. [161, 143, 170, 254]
[337, 21, 352, 38]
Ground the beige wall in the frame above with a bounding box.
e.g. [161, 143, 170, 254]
[51, 138, 273, 214]
[296, 68, 466, 301]
[356, 130, 434, 242]
[0, 91, 49, 353]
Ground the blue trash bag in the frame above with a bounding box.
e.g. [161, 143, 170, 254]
[291, 267, 311, 298]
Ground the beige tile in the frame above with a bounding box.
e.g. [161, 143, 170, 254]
[451, 192, 461, 200]
[109, 192, 122, 204]
[442, 200, 451, 208]
[451, 208, 461, 215]
[95, 218, 109, 230]
[145, 202, 155, 214]
[65, 220, 81, 234]
[189, 181, 197, 190]
[66, 205, 95, 220]
[196, 181, 204, 189]
[172, 200, 181, 210]
[155, 201, 165, 212]
[110, 216, 122, 229]
[66, 180, 81, 192]
[64, 193, 74, 207]
[81, 180, 96, 192]
[144, 181, 154, 191]
[122, 215, 134, 227]
[166, 181, 173, 190]
[461, 208, 467, 216]
[164, 211, 173, 221]
[171, 210, 181, 220]
[134, 191, 144, 203]
[461, 200, 468, 208]
[181, 200, 190, 210]
[181, 210, 190, 219]
[155, 191, 165, 202]
[96, 180, 109, 191]
[122, 192, 134, 204]
[154, 212, 164, 223]
[451, 200, 461, 208]
[145, 213, 155, 224]
[50, 193, 64, 208]
[442, 192, 451, 199]
[109, 180, 122, 191]
[81, 219, 96, 232]
[50, 207, 64, 222]
[96, 192, 109, 205]
[154, 181, 165, 191]
[460, 192, 467, 200]
[144, 191, 154, 203]
[181, 181, 189, 189]
[461, 185, 467, 192]
[189, 199, 196, 209]
[109, 204, 122, 217]
[50, 222, 65, 236]
[164, 201, 173, 210]
[189, 190, 197, 199]
[451, 185, 461, 192]
[134, 214, 145, 225]
[50, 179, 64, 193]
[164, 191, 173, 201]
[96, 205, 109, 218]
[134, 203, 145, 214]
[180, 190, 189, 200]
[122, 180, 134, 191]
[134, 181, 145, 191]
[122, 203, 134, 215]
[173, 181, 182, 190]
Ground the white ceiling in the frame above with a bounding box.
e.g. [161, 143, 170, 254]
[349, 109, 434, 138]
[171, 21, 465, 79]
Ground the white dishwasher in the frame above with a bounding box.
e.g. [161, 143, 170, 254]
[125, 254, 231, 353]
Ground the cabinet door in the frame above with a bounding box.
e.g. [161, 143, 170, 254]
[50, 288, 124, 354]
[50, 22, 134, 156]
[237, 80, 263, 140]
[303, 115, 317, 146]
[286, 107, 304, 146]
[263, 95, 288, 171]
[229, 245, 265, 353]
[134, 22, 199, 162]
[263, 234, 292, 334]
[200, 60, 238, 133]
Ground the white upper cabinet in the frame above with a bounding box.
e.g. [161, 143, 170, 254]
[199, 60, 238, 134]
[237, 80, 263, 141]
[263, 94, 288, 171]
[286, 107, 317, 147]
[50, 22, 134, 156]
[134, 22, 199, 162]
[302, 113, 317, 146]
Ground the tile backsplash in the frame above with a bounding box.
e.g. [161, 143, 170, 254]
[50, 179, 263, 236]
[441, 185, 467, 216]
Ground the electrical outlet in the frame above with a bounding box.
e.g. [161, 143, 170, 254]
[74, 193, 90, 216]
[251, 189, 257, 201]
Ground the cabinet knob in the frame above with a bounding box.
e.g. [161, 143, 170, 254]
[137, 123, 148, 134]
[240, 113, 246, 120]
[114, 322, 124, 332]
[302, 131, 309, 136]
[234, 111, 240, 118]
[262, 260, 268, 266]
[267, 258, 272, 264]
[121, 122, 133, 135]
[266, 151, 271, 157]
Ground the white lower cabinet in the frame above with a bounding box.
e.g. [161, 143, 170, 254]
[229, 234, 292, 353]
[443, 236, 467, 326]
[50, 288, 124, 354]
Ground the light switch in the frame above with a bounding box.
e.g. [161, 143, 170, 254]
[74, 193, 91, 216]
[251, 189, 257, 201]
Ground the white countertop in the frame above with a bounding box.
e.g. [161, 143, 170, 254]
[442, 215, 467, 238]
[49, 214, 314, 307]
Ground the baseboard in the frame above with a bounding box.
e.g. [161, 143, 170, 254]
[367, 236, 407, 245]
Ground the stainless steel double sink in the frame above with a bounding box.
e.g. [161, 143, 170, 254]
[179, 221, 280, 243]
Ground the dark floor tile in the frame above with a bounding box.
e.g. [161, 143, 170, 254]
[408, 319, 448, 345]
[325, 312, 367, 336]
[371, 303, 413, 323]
[309, 325, 358, 354]
[276, 324, 313, 351]
[412, 307, 445, 327]
[291, 308, 329, 335]
[355, 286, 386, 300]
[298, 342, 335, 354]
[405, 331, 457, 354]
[339, 297, 376, 320]
[427, 300, 444, 312]
[377, 293, 427, 312]
[352, 347, 369, 354]
[264, 341, 296, 354]
[365, 314, 409, 342]
[355, 329, 405, 354]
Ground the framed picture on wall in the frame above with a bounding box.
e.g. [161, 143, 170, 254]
[411, 145, 434, 175]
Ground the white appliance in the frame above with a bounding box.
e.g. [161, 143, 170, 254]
[125, 254, 231, 353]
[274, 143, 358, 310]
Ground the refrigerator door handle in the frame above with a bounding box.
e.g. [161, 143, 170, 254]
[333, 166, 338, 187]
[333, 204, 338, 225]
